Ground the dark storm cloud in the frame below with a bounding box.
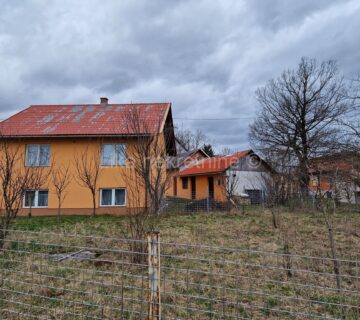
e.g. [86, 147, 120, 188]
[0, 0, 360, 149]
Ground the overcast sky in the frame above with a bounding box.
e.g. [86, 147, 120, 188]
[1, 0, 360, 150]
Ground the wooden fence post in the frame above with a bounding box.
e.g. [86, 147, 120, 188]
[146, 231, 161, 320]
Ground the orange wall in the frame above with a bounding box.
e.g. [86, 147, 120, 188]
[166, 151, 207, 197]
[309, 175, 331, 192]
[1, 136, 160, 215]
[169, 174, 226, 201]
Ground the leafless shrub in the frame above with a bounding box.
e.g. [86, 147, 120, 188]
[313, 170, 342, 291]
[0, 139, 49, 248]
[52, 163, 71, 230]
[74, 144, 102, 217]
[224, 169, 240, 204]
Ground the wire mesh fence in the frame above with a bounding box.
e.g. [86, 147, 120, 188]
[162, 194, 360, 216]
[0, 228, 359, 319]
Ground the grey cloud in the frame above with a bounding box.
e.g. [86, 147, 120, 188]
[0, 0, 360, 148]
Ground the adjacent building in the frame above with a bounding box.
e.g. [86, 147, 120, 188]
[169, 149, 272, 204]
[309, 152, 360, 204]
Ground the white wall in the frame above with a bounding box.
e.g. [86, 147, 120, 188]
[226, 170, 269, 196]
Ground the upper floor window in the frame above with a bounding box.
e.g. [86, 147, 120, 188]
[101, 144, 126, 166]
[26, 144, 50, 166]
[23, 190, 49, 208]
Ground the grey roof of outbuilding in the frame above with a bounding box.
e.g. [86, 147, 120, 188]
[167, 149, 208, 170]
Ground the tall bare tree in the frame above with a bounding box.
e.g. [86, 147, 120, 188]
[52, 163, 71, 230]
[74, 145, 102, 217]
[340, 78, 360, 151]
[0, 139, 48, 248]
[121, 108, 172, 262]
[249, 58, 348, 197]
[124, 108, 171, 216]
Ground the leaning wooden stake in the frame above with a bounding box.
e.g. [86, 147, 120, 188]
[147, 231, 161, 320]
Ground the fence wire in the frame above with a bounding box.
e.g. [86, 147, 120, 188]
[0, 229, 359, 319]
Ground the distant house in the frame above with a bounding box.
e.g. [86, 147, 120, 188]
[173, 149, 272, 204]
[309, 152, 360, 204]
[166, 149, 209, 198]
[0, 98, 176, 216]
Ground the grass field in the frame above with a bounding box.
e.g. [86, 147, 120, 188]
[12, 206, 360, 258]
[1, 207, 359, 319]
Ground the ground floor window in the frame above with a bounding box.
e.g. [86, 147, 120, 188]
[245, 189, 263, 205]
[182, 177, 188, 189]
[100, 188, 126, 206]
[23, 190, 48, 208]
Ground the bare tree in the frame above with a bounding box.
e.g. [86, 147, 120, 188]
[175, 128, 210, 152]
[338, 78, 360, 153]
[121, 107, 172, 262]
[52, 163, 71, 230]
[313, 169, 342, 291]
[124, 108, 171, 216]
[249, 58, 348, 197]
[220, 147, 232, 156]
[0, 139, 48, 248]
[123, 166, 154, 263]
[74, 145, 102, 217]
[224, 169, 240, 204]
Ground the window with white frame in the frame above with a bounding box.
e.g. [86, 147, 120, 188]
[100, 188, 126, 206]
[101, 144, 126, 166]
[23, 190, 49, 208]
[26, 144, 50, 166]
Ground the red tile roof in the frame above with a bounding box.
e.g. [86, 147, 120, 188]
[179, 150, 252, 176]
[309, 152, 359, 173]
[0, 103, 171, 137]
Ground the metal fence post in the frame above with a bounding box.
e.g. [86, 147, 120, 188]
[146, 231, 161, 320]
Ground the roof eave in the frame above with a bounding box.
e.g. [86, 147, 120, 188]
[0, 133, 155, 139]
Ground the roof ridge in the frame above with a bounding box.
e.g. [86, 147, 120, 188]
[29, 102, 171, 107]
[0, 102, 172, 136]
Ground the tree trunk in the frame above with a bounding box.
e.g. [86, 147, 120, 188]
[0, 229, 5, 250]
[28, 193, 32, 219]
[322, 208, 341, 291]
[57, 200, 61, 232]
[271, 209, 279, 229]
[92, 192, 96, 217]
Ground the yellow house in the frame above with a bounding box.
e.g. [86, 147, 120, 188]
[0, 98, 176, 216]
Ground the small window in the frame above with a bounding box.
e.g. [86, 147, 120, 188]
[100, 188, 126, 206]
[23, 190, 48, 208]
[182, 177, 188, 189]
[26, 144, 50, 166]
[101, 144, 126, 166]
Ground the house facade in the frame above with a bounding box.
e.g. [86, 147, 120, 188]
[309, 152, 360, 204]
[166, 148, 209, 198]
[0, 98, 176, 216]
[172, 149, 272, 204]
